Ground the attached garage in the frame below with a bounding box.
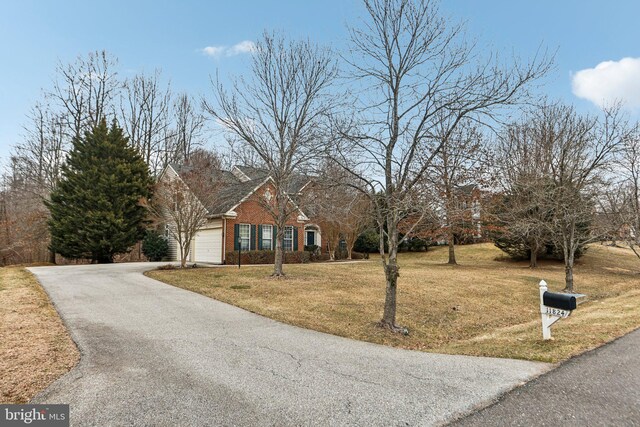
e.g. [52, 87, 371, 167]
[192, 226, 223, 264]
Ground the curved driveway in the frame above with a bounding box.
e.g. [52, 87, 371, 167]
[29, 263, 549, 426]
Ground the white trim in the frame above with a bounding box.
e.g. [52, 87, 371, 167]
[225, 176, 310, 220]
[283, 225, 294, 251]
[238, 223, 251, 251]
[231, 166, 251, 182]
[222, 217, 227, 263]
[260, 224, 273, 250]
[296, 179, 312, 194]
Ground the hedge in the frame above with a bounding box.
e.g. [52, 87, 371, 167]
[225, 250, 310, 265]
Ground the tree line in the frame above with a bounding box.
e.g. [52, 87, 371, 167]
[2, 0, 639, 335]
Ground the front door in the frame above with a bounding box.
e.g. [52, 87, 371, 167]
[306, 230, 315, 246]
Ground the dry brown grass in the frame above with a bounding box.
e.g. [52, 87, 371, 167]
[147, 243, 640, 363]
[0, 267, 79, 403]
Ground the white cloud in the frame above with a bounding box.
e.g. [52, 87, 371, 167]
[201, 40, 256, 59]
[202, 46, 226, 58]
[572, 57, 640, 108]
[227, 40, 256, 56]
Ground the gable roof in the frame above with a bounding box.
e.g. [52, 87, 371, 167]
[232, 165, 310, 194]
[168, 163, 309, 220]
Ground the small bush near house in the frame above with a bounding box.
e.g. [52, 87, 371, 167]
[142, 230, 169, 261]
[225, 250, 310, 265]
[399, 236, 430, 252]
[354, 229, 381, 253]
[304, 244, 323, 261]
[312, 253, 332, 262]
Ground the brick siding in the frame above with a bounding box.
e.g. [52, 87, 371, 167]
[223, 182, 306, 260]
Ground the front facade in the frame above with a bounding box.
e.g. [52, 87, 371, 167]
[162, 165, 311, 265]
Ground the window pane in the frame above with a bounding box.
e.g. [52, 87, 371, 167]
[283, 226, 293, 251]
[262, 225, 272, 238]
[261, 238, 272, 250]
[239, 224, 250, 250]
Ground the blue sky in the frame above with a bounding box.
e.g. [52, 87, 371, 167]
[1, 0, 639, 162]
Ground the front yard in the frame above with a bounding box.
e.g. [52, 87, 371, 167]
[147, 243, 640, 363]
[0, 267, 78, 403]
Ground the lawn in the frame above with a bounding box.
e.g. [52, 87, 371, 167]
[147, 243, 640, 363]
[0, 267, 78, 403]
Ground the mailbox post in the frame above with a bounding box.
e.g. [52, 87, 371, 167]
[539, 280, 577, 340]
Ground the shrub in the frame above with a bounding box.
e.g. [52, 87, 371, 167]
[225, 250, 310, 265]
[399, 236, 430, 252]
[142, 230, 169, 261]
[304, 244, 323, 261]
[354, 229, 381, 253]
[491, 232, 587, 262]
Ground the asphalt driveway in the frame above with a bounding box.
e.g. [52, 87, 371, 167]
[29, 263, 550, 426]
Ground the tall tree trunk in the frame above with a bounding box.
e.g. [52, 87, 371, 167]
[444, 175, 457, 265]
[447, 233, 457, 265]
[381, 259, 399, 328]
[529, 248, 537, 268]
[380, 221, 402, 332]
[48, 249, 56, 265]
[564, 263, 574, 293]
[273, 213, 286, 276]
[563, 224, 576, 293]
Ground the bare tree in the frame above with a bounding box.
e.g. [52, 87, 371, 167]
[341, 193, 373, 259]
[504, 103, 629, 291]
[151, 150, 223, 268]
[172, 93, 206, 164]
[12, 102, 67, 194]
[120, 70, 172, 172]
[205, 32, 338, 277]
[602, 128, 640, 259]
[50, 50, 120, 139]
[493, 117, 558, 268]
[334, 0, 550, 331]
[430, 119, 487, 264]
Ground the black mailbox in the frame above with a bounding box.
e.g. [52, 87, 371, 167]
[543, 291, 577, 311]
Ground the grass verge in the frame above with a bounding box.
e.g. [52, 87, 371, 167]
[0, 267, 79, 403]
[147, 243, 640, 363]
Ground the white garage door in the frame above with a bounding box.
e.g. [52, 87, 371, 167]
[193, 228, 223, 264]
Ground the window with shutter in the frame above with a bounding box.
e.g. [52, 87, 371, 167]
[261, 225, 273, 250]
[283, 226, 293, 251]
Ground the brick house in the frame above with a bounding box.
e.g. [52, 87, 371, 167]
[160, 164, 315, 264]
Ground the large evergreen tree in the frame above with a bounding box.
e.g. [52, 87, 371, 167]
[47, 119, 152, 263]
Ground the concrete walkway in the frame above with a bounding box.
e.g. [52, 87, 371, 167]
[450, 328, 640, 426]
[29, 263, 550, 426]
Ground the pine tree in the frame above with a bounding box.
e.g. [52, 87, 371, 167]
[47, 119, 152, 263]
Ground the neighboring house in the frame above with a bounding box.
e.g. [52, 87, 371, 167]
[159, 164, 320, 264]
[453, 184, 484, 241]
[428, 184, 488, 245]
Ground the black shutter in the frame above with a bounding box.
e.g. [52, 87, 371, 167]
[233, 224, 240, 250]
[258, 225, 263, 250]
[250, 224, 256, 250]
[273, 226, 277, 250]
[293, 227, 298, 251]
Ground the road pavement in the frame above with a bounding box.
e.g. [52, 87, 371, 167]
[29, 263, 550, 426]
[450, 328, 640, 426]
